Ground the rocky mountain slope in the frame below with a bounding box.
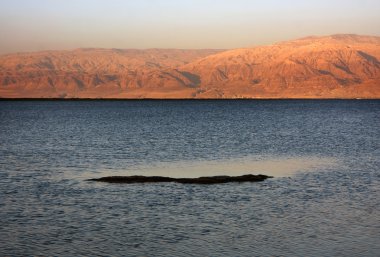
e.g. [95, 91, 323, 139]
[0, 34, 379, 98]
[0, 49, 223, 98]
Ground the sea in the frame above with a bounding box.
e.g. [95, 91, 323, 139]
[0, 100, 379, 256]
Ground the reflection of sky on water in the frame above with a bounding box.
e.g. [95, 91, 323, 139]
[79, 155, 340, 179]
[1, 100, 379, 256]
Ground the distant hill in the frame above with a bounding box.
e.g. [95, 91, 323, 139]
[1, 34, 379, 98]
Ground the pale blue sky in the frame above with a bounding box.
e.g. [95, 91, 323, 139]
[1, 0, 379, 53]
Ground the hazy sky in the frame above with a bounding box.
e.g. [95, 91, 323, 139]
[1, 0, 380, 53]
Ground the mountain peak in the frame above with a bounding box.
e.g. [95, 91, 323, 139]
[294, 34, 380, 45]
[0, 35, 379, 98]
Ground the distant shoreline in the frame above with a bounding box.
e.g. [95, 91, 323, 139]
[0, 98, 379, 101]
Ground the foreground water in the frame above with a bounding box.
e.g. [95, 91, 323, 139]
[0, 100, 379, 256]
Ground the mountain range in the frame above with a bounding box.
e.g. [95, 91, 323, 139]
[0, 34, 379, 98]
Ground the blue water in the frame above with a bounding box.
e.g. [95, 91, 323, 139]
[0, 100, 379, 256]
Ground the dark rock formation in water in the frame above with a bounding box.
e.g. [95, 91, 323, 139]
[89, 174, 272, 184]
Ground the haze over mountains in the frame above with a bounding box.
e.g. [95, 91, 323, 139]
[0, 34, 379, 98]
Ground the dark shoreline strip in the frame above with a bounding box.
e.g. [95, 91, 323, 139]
[88, 174, 272, 184]
[0, 98, 378, 101]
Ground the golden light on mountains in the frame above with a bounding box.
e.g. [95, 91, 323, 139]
[1, 34, 379, 98]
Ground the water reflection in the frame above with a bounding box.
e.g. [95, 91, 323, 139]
[1, 100, 378, 256]
[82, 155, 340, 179]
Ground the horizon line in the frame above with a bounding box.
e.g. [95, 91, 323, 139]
[2, 33, 379, 56]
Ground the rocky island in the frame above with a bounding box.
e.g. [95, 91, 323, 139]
[89, 174, 272, 184]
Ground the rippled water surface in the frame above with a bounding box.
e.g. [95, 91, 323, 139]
[0, 100, 379, 256]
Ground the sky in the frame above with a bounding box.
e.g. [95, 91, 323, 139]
[0, 0, 380, 54]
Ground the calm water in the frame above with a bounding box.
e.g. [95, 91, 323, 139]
[0, 100, 379, 256]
